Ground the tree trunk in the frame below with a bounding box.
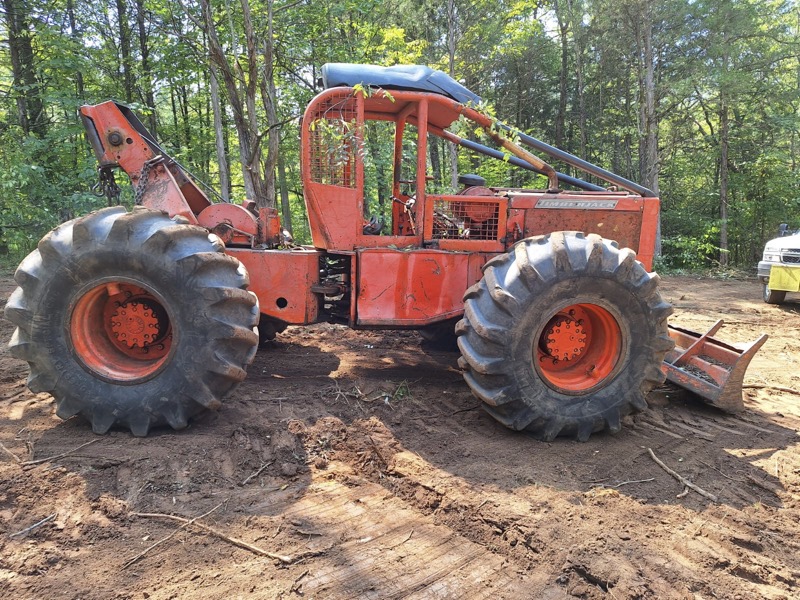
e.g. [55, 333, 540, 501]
[134, 0, 157, 135]
[639, 2, 659, 195]
[430, 137, 441, 185]
[567, 0, 587, 158]
[209, 65, 230, 202]
[2, 0, 45, 136]
[66, 0, 85, 100]
[554, 0, 568, 150]
[115, 0, 134, 103]
[170, 84, 180, 140]
[447, 0, 459, 189]
[179, 85, 191, 150]
[719, 96, 730, 267]
[199, 0, 266, 203]
[277, 151, 292, 235]
[256, 0, 279, 208]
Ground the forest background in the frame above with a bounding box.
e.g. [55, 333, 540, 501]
[0, 0, 798, 270]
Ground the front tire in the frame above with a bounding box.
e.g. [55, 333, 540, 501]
[456, 232, 674, 441]
[762, 283, 786, 304]
[5, 206, 259, 436]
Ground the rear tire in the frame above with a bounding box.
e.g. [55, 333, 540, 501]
[4, 206, 259, 436]
[456, 232, 674, 441]
[762, 283, 786, 304]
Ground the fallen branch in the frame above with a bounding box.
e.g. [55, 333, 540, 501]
[612, 478, 655, 488]
[746, 474, 781, 496]
[367, 436, 388, 466]
[240, 461, 274, 486]
[381, 528, 414, 551]
[0, 441, 21, 463]
[697, 460, 747, 484]
[22, 439, 99, 467]
[123, 503, 223, 569]
[9, 513, 56, 538]
[131, 509, 295, 563]
[647, 448, 718, 502]
[290, 569, 309, 594]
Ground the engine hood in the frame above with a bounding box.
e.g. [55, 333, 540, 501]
[765, 233, 800, 251]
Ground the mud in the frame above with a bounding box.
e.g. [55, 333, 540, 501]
[1, 274, 799, 599]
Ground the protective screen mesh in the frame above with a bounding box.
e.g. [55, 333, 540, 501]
[431, 198, 500, 240]
[308, 96, 358, 188]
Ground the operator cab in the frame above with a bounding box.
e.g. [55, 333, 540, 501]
[300, 65, 519, 254]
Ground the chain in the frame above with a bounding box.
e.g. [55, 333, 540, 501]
[133, 157, 160, 206]
[92, 166, 121, 204]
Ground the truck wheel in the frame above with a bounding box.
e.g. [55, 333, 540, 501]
[456, 232, 674, 441]
[4, 206, 259, 436]
[762, 283, 786, 304]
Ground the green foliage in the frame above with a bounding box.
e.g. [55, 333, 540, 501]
[0, 0, 797, 271]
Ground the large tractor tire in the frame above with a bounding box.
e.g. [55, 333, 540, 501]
[4, 206, 259, 436]
[456, 231, 674, 441]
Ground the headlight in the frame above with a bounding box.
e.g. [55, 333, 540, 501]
[763, 252, 780, 262]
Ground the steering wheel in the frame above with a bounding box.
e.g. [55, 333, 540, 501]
[392, 195, 415, 209]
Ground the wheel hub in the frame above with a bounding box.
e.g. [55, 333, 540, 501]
[535, 303, 622, 394]
[541, 313, 588, 363]
[110, 301, 160, 348]
[70, 281, 172, 382]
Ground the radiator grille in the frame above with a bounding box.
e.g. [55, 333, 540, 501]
[432, 199, 500, 241]
[783, 253, 800, 264]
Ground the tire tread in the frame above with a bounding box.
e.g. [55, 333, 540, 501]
[4, 206, 258, 436]
[456, 232, 674, 441]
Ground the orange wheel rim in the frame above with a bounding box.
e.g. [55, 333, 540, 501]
[70, 281, 172, 382]
[535, 303, 622, 394]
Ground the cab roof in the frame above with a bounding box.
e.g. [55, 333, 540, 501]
[321, 63, 481, 105]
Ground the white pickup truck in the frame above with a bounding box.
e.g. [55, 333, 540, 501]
[758, 225, 800, 304]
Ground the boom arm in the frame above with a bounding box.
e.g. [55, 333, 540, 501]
[80, 101, 212, 222]
[80, 101, 281, 247]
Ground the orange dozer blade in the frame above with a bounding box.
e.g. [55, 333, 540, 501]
[662, 320, 768, 413]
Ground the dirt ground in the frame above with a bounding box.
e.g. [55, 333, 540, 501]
[1, 272, 799, 599]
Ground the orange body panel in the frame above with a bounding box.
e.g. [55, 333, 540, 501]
[510, 192, 659, 271]
[304, 182, 362, 250]
[355, 249, 491, 326]
[134, 163, 198, 223]
[80, 102, 156, 176]
[197, 204, 258, 246]
[226, 248, 322, 325]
